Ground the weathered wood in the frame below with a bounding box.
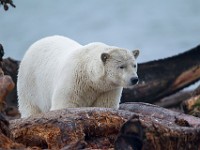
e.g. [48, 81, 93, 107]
[182, 86, 200, 117]
[117, 103, 200, 150]
[182, 95, 200, 117]
[10, 108, 130, 149]
[9, 103, 200, 149]
[0, 74, 15, 112]
[121, 45, 200, 103]
[0, 45, 20, 119]
[0, 113, 24, 149]
[119, 103, 200, 127]
[194, 85, 200, 95]
[155, 91, 191, 108]
[2, 58, 19, 108]
[0, 44, 4, 61]
[115, 116, 144, 150]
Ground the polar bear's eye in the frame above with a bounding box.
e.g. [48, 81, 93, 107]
[133, 64, 137, 68]
[119, 65, 126, 69]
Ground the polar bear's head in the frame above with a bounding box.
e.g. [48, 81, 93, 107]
[101, 49, 139, 88]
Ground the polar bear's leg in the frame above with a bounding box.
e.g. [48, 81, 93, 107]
[18, 100, 41, 118]
[50, 100, 79, 111]
[92, 88, 122, 109]
[50, 91, 79, 111]
[18, 75, 42, 117]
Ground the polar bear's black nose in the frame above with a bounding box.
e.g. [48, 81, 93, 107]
[131, 77, 139, 85]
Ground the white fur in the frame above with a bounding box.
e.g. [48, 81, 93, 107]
[17, 35, 139, 117]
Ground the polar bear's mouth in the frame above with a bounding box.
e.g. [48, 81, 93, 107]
[124, 85, 137, 89]
[123, 77, 139, 89]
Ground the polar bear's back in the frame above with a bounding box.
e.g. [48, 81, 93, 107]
[25, 35, 82, 58]
[17, 36, 82, 114]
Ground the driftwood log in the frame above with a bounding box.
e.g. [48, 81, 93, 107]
[182, 85, 200, 117]
[10, 108, 129, 149]
[0, 73, 15, 112]
[1, 45, 200, 108]
[155, 84, 200, 110]
[0, 44, 20, 119]
[0, 113, 24, 149]
[117, 103, 200, 150]
[2, 58, 19, 108]
[155, 91, 192, 108]
[9, 103, 200, 149]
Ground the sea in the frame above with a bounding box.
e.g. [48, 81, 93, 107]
[0, 0, 200, 89]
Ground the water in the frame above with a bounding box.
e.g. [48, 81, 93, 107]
[0, 0, 200, 88]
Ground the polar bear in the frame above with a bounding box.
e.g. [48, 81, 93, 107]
[17, 35, 139, 118]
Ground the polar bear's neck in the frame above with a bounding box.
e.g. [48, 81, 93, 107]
[65, 43, 119, 92]
[73, 52, 114, 92]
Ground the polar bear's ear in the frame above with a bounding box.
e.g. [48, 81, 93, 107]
[132, 50, 140, 59]
[101, 53, 110, 63]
